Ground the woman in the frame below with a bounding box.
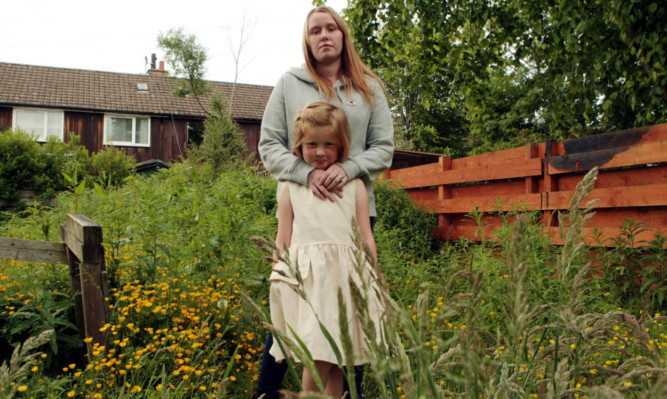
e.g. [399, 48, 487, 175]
[256, 5, 394, 399]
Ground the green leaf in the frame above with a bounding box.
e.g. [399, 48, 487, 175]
[93, 182, 108, 198]
[75, 179, 86, 195]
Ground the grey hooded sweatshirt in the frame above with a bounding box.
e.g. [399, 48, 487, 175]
[258, 66, 394, 217]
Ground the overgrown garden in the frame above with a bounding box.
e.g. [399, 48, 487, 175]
[1, 0, 666, 396]
[1, 157, 665, 397]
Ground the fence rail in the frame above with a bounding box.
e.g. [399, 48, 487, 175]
[0, 214, 109, 353]
[383, 123, 667, 246]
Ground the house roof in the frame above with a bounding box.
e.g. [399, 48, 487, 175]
[0, 62, 274, 121]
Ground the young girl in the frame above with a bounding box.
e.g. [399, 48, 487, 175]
[268, 102, 384, 397]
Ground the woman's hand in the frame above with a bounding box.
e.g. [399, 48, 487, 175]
[307, 166, 347, 201]
[321, 164, 347, 192]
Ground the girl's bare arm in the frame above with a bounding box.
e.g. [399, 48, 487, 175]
[274, 183, 294, 264]
[354, 179, 377, 262]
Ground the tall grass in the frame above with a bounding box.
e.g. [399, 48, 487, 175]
[1, 163, 665, 398]
[249, 168, 667, 398]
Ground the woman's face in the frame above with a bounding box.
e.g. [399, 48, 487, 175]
[307, 11, 343, 67]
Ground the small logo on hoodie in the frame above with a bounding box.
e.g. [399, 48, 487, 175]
[346, 99, 357, 106]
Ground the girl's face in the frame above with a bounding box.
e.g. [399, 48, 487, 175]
[307, 11, 343, 66]
[301, 126, 340, 170]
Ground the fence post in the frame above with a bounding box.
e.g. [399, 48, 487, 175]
[543, 140, 559, 227]
[437, 156, 453, 239]
[61, 214, 109, 353]
[525, 143, 539, 195]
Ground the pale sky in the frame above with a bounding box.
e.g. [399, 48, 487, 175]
[1, 0, 349, 87]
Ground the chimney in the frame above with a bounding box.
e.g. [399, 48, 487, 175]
[147, 56, 168, 77]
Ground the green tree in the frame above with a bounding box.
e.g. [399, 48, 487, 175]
[200, 93, 247, 172]
[157, 28, 211, 111]
[344, 0, 471, 156]
[341, 0, 667, 154]
[158, 28, 247, 167]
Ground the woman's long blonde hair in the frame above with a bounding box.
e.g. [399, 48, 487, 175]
[302, 6, 384, 106]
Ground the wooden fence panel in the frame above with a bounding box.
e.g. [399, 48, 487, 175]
[0, 238, 68, 264]
[61, 214, 109, 349]
[0, 214, 109, 357]
[384, 123, 667, 246]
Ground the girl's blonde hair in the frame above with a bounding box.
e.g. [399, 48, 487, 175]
[293, 102, 351, 163]
[302, 6, 385, 106]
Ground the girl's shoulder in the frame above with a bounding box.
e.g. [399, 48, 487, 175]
[350, 178, 365, 193]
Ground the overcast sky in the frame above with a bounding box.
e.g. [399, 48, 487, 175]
[1, 0, 348, 87]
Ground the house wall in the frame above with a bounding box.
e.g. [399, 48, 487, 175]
[238, 121, 262, 163]
[65, 111, 104, 151]
[0, 107, 11, 131]
[1, 104, 263, 164]
[64, 112, 190, 163]
[122, 117, 189, 163]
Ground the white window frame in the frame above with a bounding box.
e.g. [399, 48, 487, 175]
[103, 114, 151, 147]
[12, 108, 64, 142]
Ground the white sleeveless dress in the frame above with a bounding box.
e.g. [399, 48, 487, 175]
[268, 181, 384, 365]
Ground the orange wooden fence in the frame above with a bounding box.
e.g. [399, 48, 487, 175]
[383, 123, 667, 246]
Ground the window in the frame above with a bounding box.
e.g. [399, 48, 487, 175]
[187, 121, 205, 147]
[104, 115, 150, 147]
[12, 108, 64, 141]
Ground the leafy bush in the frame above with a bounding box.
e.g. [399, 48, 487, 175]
[374, 179, 437, 258]
[0, 129, 136, 204]
[0, 129, 44, 201]
[593, 219, 667, 315]
[89, 146, 135, 187]
[37, 135, 90, 200]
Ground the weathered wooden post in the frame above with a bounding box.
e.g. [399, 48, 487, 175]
[437, 156, 453, 239]
[60, 214, 109, 351]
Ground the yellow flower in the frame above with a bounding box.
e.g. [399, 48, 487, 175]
[156, 384, 163, 391]
[199, 386, 207, 391]
[18, 386, 28, 392]
[31, 366, 38, 372]
[624, 381, 632, 387]
[67, 391, 76, 398]
[230, 376, 237, 382]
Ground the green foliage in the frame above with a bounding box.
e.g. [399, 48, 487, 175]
[374, 179, 437, 259]
[593, 219, 667, 316]
[343, 0, 667, 155]
[38, 134, 90, 200]
[198, 93, 248, 172]
[157, 28, 210, 100]
[0, 129, 44, 201]
[0, 255, 83, 377]
[0, 129, 138, 206]
[157, 28, 249, 169]
[0, 130, 91, 202]
[89, 146, 135, 188]
[1, 162, 665, 397]
[0, 330, 55, 399]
